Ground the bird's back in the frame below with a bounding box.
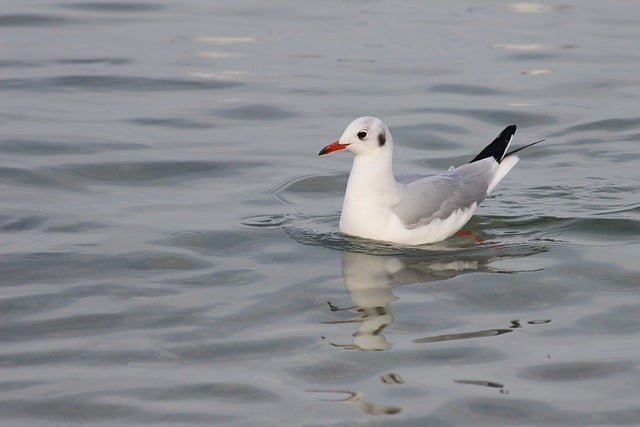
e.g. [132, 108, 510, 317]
[393, 158, 498, 229]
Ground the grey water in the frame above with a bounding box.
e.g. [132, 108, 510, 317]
[2, 1, 639, 425]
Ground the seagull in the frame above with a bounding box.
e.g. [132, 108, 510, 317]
[319, 116, 542, 245]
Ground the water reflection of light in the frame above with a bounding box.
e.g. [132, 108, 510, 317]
[493, 43, 544, 51]
[508, 2, 551, 13]
[192, 36, 254, 81]
[521, 69, 552, 76]
[197, 51, 242, 59]
[189, 71, 248, 80]
[197, 36, 256, 45]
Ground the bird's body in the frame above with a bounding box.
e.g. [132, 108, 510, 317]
[319, 117, 539, 245]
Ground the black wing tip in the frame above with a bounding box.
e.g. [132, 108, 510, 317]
[498, 124, 517, 142]
[469, 124, 517, 164]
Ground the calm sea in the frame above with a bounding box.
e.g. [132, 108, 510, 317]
[2, 1, 639, 425]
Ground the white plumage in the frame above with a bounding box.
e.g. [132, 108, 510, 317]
[319, 117, 538, 245]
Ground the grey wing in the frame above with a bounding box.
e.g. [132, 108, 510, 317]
[393, 160, 495, 229]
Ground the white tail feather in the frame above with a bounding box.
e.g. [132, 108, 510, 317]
[487, 155, 519, 194]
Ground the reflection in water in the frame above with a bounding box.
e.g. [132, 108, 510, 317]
[454, 379, 504, 389]
[380, 373, 405, 385]
[327, 304, 394, 351]
[306, 373, 405, 416]
[413, 318, 552, 343]
[414, 328, 513, 343]
[454, 379, 510, 394]
[317, 245, 550, 416]
[327, 249, 527, 351]
[306, 390, 402, 416]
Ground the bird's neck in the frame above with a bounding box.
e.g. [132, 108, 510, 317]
[341, 153, 402, 227]
[347, 153, 399, 198]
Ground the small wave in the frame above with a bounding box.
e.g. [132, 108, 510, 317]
[59, 2, 165, 13]
[159, 229, 277, 257]
[0, 75, 240, 93]
[411, 107, 558, 127]
[128, 118, 215, 129]
[52, 160, 263, 185]
[552, 117, 640, 136]
[58, 57, 130, 66]
[414, 328, 514, 344]
[428, 83, 509, 96]
[213, 104, 297, 121]
[271, 174, 346, 205]
[0, 137, 146, 156]
[241, 213, 296, 230]
[1, 251, 210, 286]
[243, 213, 549, 259]
[480, 214, 640, 244]
[0, 14, 81, 27]
[0, 166, 80, 191]
[1, 215, 48, 232]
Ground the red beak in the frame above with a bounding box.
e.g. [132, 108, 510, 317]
[319, 140, 348, 155]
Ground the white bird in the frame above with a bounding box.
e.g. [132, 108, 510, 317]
[319, 116, 541, 245]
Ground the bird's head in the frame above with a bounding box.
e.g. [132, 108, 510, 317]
[319, 116, 392, 157]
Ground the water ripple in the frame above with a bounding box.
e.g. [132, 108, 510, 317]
[59, 161, 230, 183]
[428, 84, 509, 96]
[214, 104, 298, 120]
[520, 361, 636, 382]
[392, 123, 467, 151]
[0, 60, 41, 68]
[272, 174, 346, 204]
[59, 2, 165, 13]
[1, 215, 48, 232]
[160, 229, 275, 257]
[112, 383, 280, 402]
[412, 107, 558, 127]
[0, 75, 241, 92]
[2, 160, 263, 191]
[0, 306, 208, 344]
[0, 14, 81, 27]
[0, 138, 146, 156]
[435, 396, 640, 426]
[243, 212, 550, 258]
[128, 118, 215, 129]
[556, 117, 640, 135]
[0, 166, 74, 190]
[57, 160, 263, 185]
[0, 398, 138, 422]
[57, 57, 130, 65]
[1, 251, 210, 286]
[480, 214, 640, 244]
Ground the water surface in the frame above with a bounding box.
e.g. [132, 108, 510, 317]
[2, 1, 639, 425]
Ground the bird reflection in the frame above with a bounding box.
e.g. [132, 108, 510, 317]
[306, 389, 402, 416]
[326, 246, 541, 351]
[315, 244, 548, 416]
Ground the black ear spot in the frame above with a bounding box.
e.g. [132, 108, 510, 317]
[378, 132, 386, 147]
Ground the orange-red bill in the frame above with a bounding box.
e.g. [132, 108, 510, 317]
[319, 140, 348, 155]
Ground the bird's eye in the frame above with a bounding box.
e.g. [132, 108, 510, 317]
[357, 130, 368, 140]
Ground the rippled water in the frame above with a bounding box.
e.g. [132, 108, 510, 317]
[2, 1, 640, 426]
